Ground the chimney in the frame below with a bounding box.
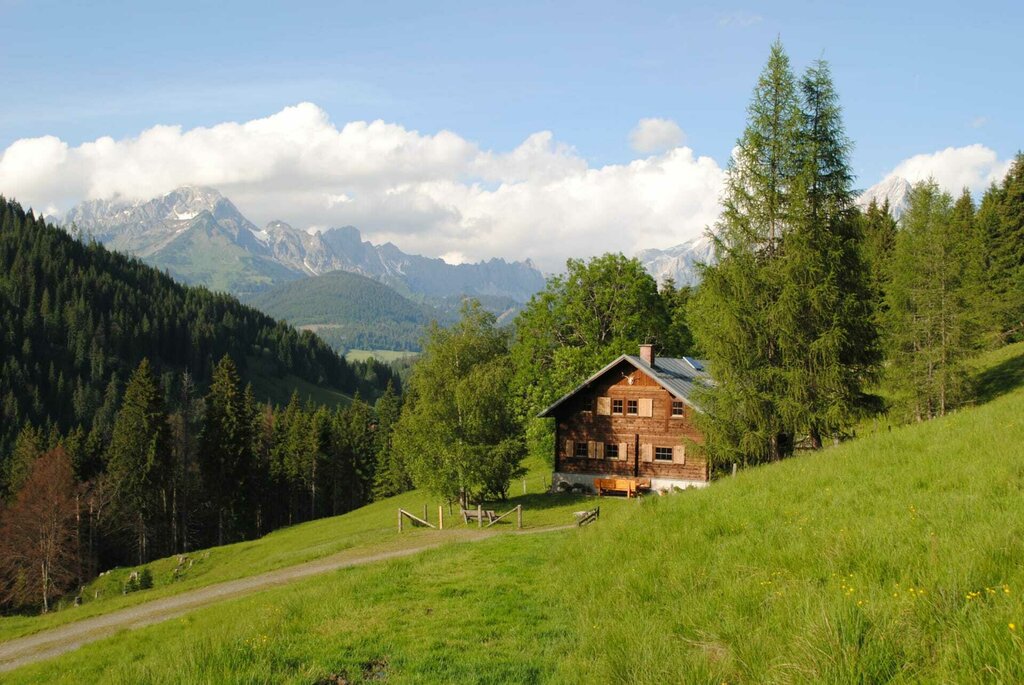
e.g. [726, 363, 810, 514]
[639, 343, 654, 366]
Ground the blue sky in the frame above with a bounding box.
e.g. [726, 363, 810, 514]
[0, 0, 1020, 266]
[4, 0, 1019, 181]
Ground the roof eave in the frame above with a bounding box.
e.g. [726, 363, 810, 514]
[536, 354, 706, 418]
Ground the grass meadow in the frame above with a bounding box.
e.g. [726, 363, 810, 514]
[5, 343, 1024, 683]
[0, 458, 607, 644]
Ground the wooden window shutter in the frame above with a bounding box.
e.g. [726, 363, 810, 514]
[673, 444, 686, 465]
[564, 439, 574, 457]
[587, 440, 597, 458]
[596, 396, 611, 416]
[619, 442, 628, 461]
[638, 398, 654, 417]
[640, 443, 653, 463]
[596, 442, 605, 459]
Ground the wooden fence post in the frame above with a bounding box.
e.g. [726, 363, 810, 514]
[517, 504, 522, 529]
[439, 505, 444, 530]
[423, 504, 428, 523]
[732, 463, 738, 477]
[398, 509, 403, 533]
[477, 503, 482, 529]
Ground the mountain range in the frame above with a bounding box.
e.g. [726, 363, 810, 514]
[60, 178, 912, 352]
[63, 186, 546, 301]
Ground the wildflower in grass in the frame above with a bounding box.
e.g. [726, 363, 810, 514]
[1010, 623, 1016, 631]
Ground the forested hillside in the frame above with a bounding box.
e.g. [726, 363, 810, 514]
[247, 270, 445, 352]
[0, 197, 410, 614]
[0, 197, 398, 458]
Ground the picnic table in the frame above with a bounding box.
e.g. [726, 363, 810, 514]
[461, 507, 498, 524]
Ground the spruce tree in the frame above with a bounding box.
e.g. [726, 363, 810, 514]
[860, 199, 899, 312]
[106, 358, 171, 564]
[372, 381, 409, 499]
[199, 355, 253, 545]
[989, 154, 1024, 340]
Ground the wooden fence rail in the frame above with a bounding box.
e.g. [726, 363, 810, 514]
[397, 508, 436, 532]
[485, 504, 523, 529]
[576, 506, 600, 527]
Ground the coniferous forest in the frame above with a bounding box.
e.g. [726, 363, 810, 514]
[0, 198, 403, 612]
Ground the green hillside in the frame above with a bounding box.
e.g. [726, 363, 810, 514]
[150, 215, 302, 297]
[247, 270, 447, 352]
[0, 197, 377, 458]
[6, 343, 1024, 682]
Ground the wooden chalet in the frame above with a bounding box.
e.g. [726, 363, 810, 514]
[539, 344, 711, 494]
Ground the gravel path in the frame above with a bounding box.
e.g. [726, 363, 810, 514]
[0, 525, 574, 674]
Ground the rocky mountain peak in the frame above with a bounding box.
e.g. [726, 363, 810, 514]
[856, 176, 913, 220]
[636, 235, 716, 287]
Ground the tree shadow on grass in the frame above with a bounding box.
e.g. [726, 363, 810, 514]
[975, 347, 1024, 404]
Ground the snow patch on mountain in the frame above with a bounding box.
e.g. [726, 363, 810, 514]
[636, 235, 716, 287]
[62, 186, 546, 301]
[856, 176, 913, 221]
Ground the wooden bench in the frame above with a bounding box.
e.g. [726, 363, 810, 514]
[461, 507, 498, 524]
[593, 475, 638, 497]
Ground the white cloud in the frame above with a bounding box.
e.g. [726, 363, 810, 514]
[885, 144, 1011, 195]
[629, 118, 685, 154]
[969, 116, 988, 129]
[0, 103, 724, 272]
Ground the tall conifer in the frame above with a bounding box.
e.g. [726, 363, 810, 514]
[106, 358, 170, 563]
[883, 181, 976, 419]
[776, 60, 879, 447]
[690, 40, 802, 464]
[199, 355, 252, 545]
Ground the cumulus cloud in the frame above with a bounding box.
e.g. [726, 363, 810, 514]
[885, 144, 1012, 195]
[0, 103, 725, 272]
[629, 118, 685, 154]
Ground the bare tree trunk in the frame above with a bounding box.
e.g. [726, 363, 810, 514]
[41, 561, 49, 614]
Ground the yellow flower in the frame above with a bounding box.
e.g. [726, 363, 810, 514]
[1010, 623, 1016, 631]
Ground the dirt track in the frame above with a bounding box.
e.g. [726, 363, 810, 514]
[0, 525, 573, 674]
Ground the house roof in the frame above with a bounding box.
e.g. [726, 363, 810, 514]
[537, 354, 712, 418]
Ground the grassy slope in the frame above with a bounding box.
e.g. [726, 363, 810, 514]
[0, 457, 611, 644]
[245, 354, 353, 409]
[7, 344, 1024, 683]
[345, 349, 420, 363]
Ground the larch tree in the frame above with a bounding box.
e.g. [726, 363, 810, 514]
[0, 447, 79, 613]
[689, 40, 803, 465]
[883, 181, 977, 420]
[691, 44, 880, 465]
[775, 59, 879, 447]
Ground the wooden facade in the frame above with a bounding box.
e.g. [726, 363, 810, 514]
[543, 354, 710, 490]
